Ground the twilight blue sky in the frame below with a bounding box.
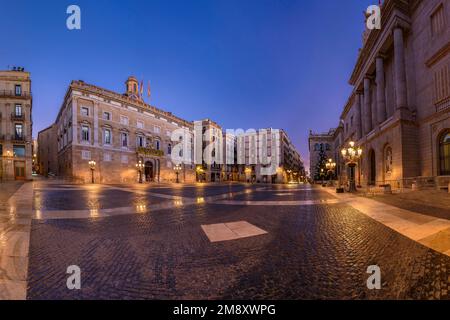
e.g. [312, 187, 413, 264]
[0, 0, 374, 169]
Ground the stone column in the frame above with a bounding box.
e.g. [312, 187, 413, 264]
[393, 27, 407, 110]
[93, 102, 99, 146]
[72, 98, 78, 144]
[376, 56, 387, 124]
[364, 77, 372, 133]
[355, 91, 363, 139]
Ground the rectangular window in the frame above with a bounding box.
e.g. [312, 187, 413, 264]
[137, 120, 144, 129]
[15, 104, 22, 116]
[81, 150, 91, 160]
[81, 125, 90, 142]
[137, 136, 144, 147]
[120, 115, 129, 125]
[154, 126, 160, 134]
[103, 153, 112, 162]
[155, 140, 160, 150]
[13, 145, 26, 157]
[81, 107, 89, 116]
[434, 64, 449, 103]
[104, 129, 111, 145]
[15, 85, 22, 96]
[121, 133, 128, 147]
[431, 4, 445, 36]
[103, 112, 111, 120]
[15, 124, 23, 139]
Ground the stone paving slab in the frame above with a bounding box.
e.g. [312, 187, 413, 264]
[322, 187, 450, 257]
[201, 221, 267, 242]
[0, 182, 33, 300]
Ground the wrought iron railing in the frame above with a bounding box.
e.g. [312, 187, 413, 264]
[11, 113, 25, 121]
[0, 90, 32, 98]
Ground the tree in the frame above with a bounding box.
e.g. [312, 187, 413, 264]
[314, 147, 328, 181]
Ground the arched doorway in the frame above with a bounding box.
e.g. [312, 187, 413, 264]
[145, 161, 153, 182]
[439, 131, 450, 175]
[369, 149, 376, 185]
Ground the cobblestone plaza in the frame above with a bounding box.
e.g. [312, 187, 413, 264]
[1, 180, 449, 300]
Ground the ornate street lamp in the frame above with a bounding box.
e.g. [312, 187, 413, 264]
[325, 158, 336, 182]
[286, 169, 292, 183]
[341, 141, 363, 192]
[320, 168, 325, 186]
[136, 160, 144, 183]
[174, 164, 182, 183]
[196, 165, 204, 182]
[88, 160, 96, 184]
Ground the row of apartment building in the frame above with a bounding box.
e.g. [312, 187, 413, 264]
[309, 0, 449, 190]
[35, 76, 304, 183]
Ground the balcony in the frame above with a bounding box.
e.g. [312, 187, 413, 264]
[11, 113, 25, 121]
[11, 135, 26, 143]
[0, 90, 32, 99]
[137, 147, 164, 157]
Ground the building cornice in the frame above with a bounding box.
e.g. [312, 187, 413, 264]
[425, 41, 450, 68]
[69, 81, 193, 128]
[349, 0, 411, 86]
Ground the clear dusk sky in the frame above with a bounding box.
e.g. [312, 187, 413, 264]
[0, 0, 375, 170]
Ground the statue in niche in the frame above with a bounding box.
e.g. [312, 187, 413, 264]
[385, 147, 392, 174]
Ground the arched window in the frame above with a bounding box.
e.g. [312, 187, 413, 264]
[168, 143, 172, 155]
[439, 131, 450, 175]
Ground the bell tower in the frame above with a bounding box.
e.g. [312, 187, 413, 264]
[125, 76, 139, 99]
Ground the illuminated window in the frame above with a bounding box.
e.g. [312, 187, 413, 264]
[81, 125, 90, 142]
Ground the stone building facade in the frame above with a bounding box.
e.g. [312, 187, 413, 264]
[235, 128, 304, 184]
[53, 77, 196, 183]
[308, 128, 337, 180]
[313, 0, 450, 190]
[0, 69, 33, 181]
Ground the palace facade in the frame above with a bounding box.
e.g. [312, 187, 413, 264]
[52, 77, 196, 183]
[310, 0, 450, 190]
[0, 69, 33, 181]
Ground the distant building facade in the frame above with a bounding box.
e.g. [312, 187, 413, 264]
[311, 0, 450, 189]
[37, 124, 58, 176]
[53, 77, 196, 183]
[39, 76, 304, 184]
[0, 69, 33, 180]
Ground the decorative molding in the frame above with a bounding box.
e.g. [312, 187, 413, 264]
[425, 41, 450, 68]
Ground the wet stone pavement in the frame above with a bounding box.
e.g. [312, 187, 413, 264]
[25, 182, 450, 299]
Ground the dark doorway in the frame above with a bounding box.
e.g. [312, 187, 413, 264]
[145, 161, 153, 182]
[369, 150, 376, 185]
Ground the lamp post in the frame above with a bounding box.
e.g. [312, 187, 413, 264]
[341, 141, 363, 193]
[136, 160, 144, 183]
[320, 168, 325, 186]
[325, 158, 336, 183]
[88, 160, 96, 184]
[174, 164, 182, 183]
[286, 169, 292, 183]
[196, 165, 204, 183]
